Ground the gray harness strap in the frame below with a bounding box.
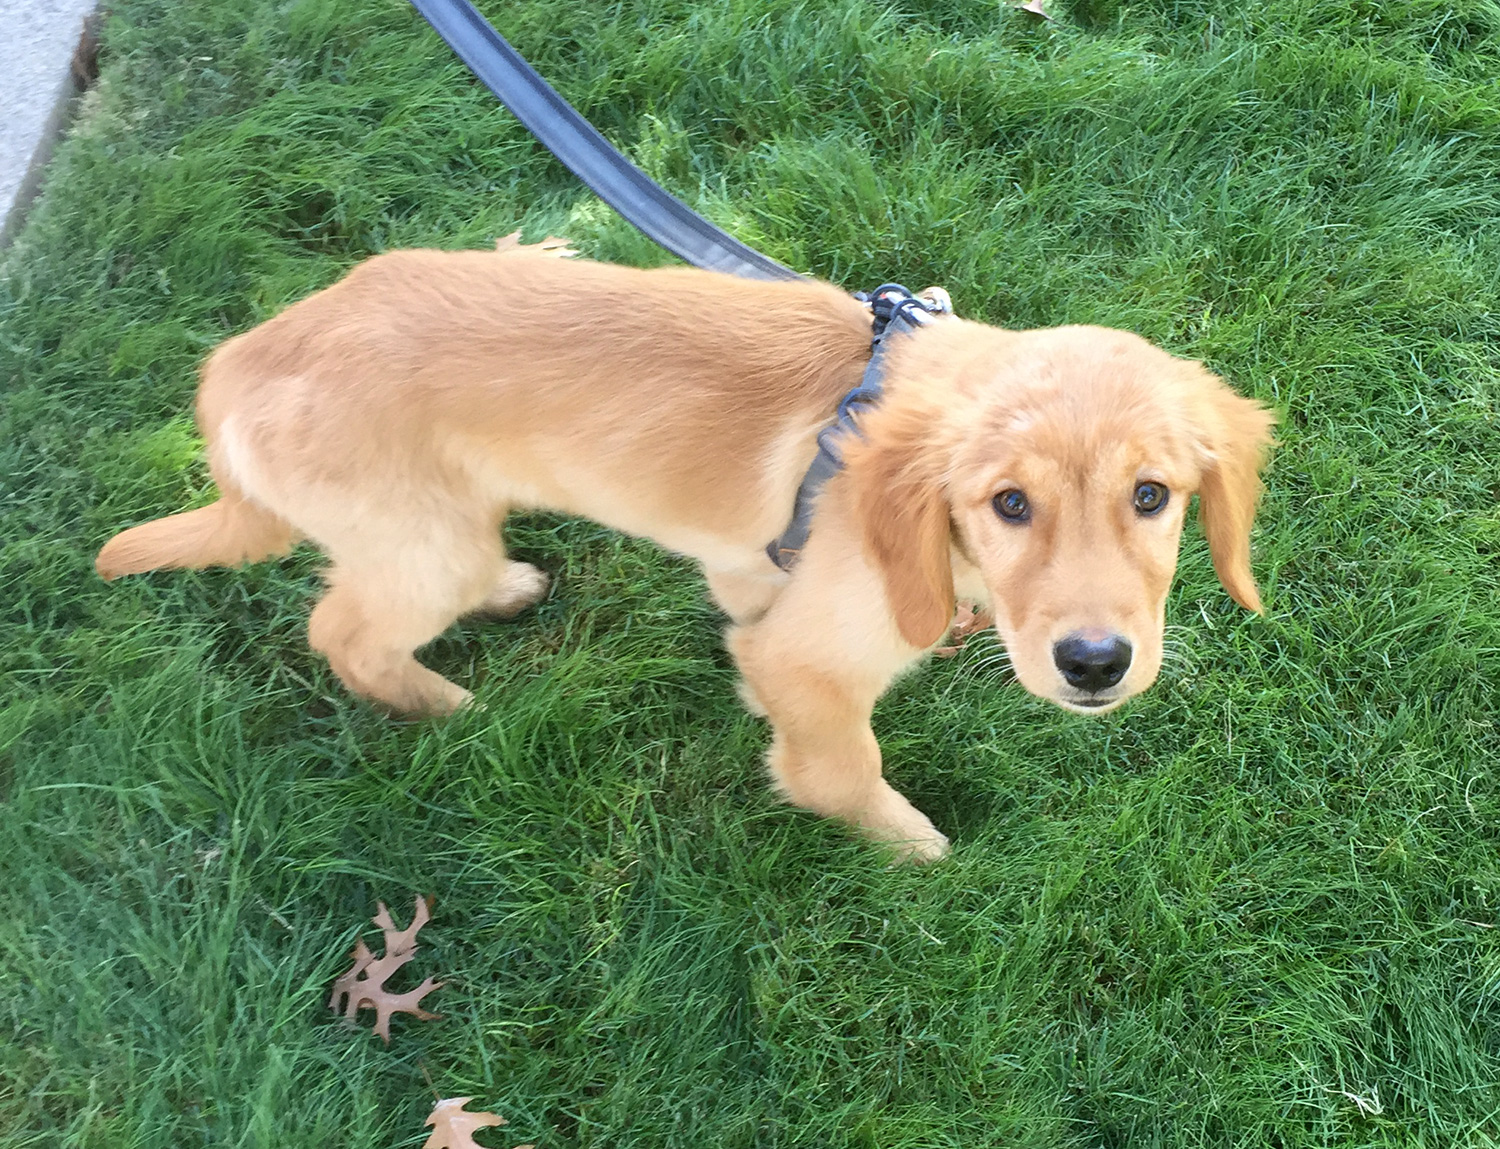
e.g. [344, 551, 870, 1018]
[766, 284, 952, 571]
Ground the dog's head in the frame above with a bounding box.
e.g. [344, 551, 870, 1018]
[849, 321, 1275, 714]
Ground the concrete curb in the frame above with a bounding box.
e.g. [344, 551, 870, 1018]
[1, 0, 102, 248]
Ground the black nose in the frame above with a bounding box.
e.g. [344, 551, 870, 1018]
[1053, 633, 1133, 693]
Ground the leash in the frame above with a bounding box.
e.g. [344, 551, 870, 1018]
[766, 284, 952, 570]
[407, 1, 954, 570]
[407, 0, 802, 282]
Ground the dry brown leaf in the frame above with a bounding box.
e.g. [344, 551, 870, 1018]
[422, 1097, 507, 1149]
[493, 230, 579, 259]
[327, 936, 375, 1013]
[373, 894, 431, 956]
[933, 600, 994, 657]
[328, 896, 443, 1043]
[952, 601, 994, 640]
[1012, 0, 1054, 18]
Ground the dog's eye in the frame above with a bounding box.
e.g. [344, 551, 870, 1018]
[993, 489, 1031, 523]
[1133, 482, 1169, 515]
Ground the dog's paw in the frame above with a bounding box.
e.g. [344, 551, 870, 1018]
[414, 680, 475, 718]
[473, 563, 550, 618]
[880, 826, 951, 865]
[861, 786, 951, 864]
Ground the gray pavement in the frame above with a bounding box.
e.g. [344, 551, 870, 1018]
[1, 0, 100, 244]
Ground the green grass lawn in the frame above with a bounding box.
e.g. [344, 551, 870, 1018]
[3, 0, 1499, 1144]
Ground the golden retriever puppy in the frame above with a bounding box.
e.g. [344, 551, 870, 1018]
[96, 246, 1274, 860]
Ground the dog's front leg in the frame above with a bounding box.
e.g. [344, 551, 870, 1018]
[727, 601, 949, 862]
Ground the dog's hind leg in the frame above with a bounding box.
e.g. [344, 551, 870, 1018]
[308, 521, 503, 716]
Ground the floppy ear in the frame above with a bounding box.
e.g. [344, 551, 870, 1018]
[1193, 376, 1277, 613]
[849, 414, 956, 649]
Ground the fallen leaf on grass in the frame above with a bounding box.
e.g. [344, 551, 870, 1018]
[494, 230, 579, 259]
[933, 600, 994, 657]
[328, 895, 443, 1043]
[423, 1097, 533, 1149]
[372, 895, 431, 956]
[1012, 0, 1054, 18]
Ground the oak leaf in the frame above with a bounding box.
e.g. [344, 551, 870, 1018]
[327, 896, 443, 1043]
[494, 230, 579, 259]
[373, 894, 431, 956]
[933, 600, 994, 657]
[422, 1097, 515, 1149]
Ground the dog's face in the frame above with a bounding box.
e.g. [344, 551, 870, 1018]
[853, 323, 1275, 713]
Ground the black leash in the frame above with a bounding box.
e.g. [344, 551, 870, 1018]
[407, 0, 803, 283]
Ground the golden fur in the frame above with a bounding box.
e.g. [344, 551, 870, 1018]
[97, 245, 1274, 860]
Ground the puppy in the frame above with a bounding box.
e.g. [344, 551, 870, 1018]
[97, 244, 1274, 860]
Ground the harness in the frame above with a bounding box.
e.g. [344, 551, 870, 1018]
[765, 284, 953, 571]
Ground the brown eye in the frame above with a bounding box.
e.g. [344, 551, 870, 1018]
[1134, 481, 1168, 515]
[993, 488, 1031, 522]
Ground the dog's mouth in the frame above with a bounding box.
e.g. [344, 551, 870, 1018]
[1056, 694, 1127, 715]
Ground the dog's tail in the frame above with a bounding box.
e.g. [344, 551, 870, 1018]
[96, 495, 298, 581]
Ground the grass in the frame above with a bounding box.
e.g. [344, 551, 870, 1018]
[2, 0, 1499, 1144]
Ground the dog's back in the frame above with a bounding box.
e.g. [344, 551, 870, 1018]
[102, 252, 873, 579]
[198, 252, 866, 532]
